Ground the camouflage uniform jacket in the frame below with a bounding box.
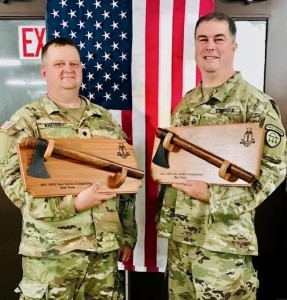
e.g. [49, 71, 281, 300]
[157, 72, 286, 255]
[0, 96, 137, 257]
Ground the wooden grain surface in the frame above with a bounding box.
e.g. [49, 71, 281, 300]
[151, 123, 264, 186]
[17, 138, 143, 197]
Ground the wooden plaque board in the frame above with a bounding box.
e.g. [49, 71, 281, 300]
[17, 138, 143, 197]
[151, 123, 264, 186]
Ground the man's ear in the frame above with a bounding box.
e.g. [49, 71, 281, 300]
[40, 66, 46, 77]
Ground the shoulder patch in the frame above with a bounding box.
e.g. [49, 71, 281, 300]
[269, 99, 280, 116]
[265, 124, 284, 148]
[1, 120, 16, 131]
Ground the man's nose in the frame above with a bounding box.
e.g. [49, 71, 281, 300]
[205, 39, 215, 49]
[63, 64, 74, 71]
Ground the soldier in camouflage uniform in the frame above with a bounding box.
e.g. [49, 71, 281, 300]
[0, 38, 137, 299]
[156, 12, 287, 299]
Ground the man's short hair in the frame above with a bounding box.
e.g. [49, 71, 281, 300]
[41, 37, 80, 60]
[194, 12, 237, 41]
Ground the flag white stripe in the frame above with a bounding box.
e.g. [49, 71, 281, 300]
[110, 110, 122, 126]
[156, 0, 176, 271]
[158, 0, 174, 128]
[131, 0, 147, 271]
[183, 1, 200, 94]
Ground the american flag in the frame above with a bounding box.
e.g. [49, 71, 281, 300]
[46, 0, 214, 272]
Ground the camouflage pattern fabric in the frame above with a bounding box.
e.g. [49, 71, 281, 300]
[0, 96, 137, 256]
[15, 251, 124, 299]
[168, 240, 258, 300]
[0, 96, 137, 298]
[158, 72, 286, 255]
[157, 72, 286, 298]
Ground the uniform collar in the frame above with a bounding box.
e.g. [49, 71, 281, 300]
[200, 71, 243, 103]
[41, 95, 104, 118]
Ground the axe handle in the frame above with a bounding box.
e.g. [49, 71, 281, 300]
[23, 137, 144, 180]
[156, 128, 256, 184]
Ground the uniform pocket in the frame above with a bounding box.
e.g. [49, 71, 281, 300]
[15, 279, 48, 299]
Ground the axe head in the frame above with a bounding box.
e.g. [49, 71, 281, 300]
[27, 138, 50, 178]
[152, 128, 170, 168]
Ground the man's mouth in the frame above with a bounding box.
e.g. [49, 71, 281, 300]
[204, 56, 217, 60]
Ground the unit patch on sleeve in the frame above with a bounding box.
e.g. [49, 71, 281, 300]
[0, 120, 15, 131]
[265, 124, 284, 148]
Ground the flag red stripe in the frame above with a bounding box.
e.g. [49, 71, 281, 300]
[145, 0, 160, 271]
[171, 0, 186, 112]
[121, 110, 133, 145]
[199, 0, 214, 17]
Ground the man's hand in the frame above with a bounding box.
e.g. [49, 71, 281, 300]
[172, 180, 209, 203]
[117, 245, 133, 263]
[74, 182, 116, 212]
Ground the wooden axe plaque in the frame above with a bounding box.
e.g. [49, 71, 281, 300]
[17, 138, 143, 197]
[151, 123, 264, 186]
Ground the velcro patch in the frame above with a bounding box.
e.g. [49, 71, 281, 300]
[265, 124, 284, 148]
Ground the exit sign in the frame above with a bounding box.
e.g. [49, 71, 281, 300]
[18, 26, 46, 59]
